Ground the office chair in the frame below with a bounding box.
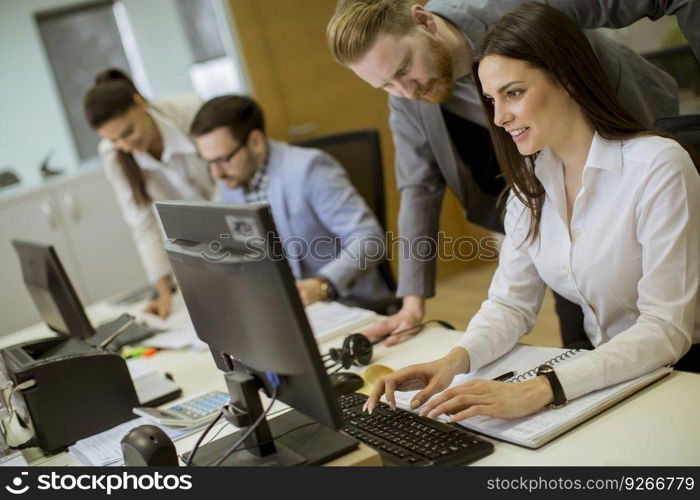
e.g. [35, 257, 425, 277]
[295, 129, 401, 315]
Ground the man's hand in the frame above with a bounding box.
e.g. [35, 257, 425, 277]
[361, 295, 425, 346]
[296, 278, 325, 306]
[144, 275, 173, 319]
[364, 347, 470, 413]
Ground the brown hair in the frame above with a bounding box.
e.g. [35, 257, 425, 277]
[472, 3, 699, 243]
[326, 0, 414, 65]
[190, 95, 265, 143]
[84, 68, 151, 207]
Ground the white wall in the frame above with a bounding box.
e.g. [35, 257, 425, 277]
[0, 0, 197, 190]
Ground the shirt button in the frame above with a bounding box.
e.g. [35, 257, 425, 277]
[572, 229, 582, 240]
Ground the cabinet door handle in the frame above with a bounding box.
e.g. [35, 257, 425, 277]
[41, 200, 57, 229]
[287, 122, 318, 139]
[63, 193, 80, 222]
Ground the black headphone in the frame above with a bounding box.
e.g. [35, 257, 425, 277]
[324, 334, 373, 372]
[322, 320, 456, 373]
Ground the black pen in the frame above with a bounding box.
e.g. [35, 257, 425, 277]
[492, 370, 517, 382]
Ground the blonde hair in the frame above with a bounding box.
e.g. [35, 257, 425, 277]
[327, 0, 415, 64]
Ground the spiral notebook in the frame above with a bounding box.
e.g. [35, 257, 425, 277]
[393, 344, 671, 448]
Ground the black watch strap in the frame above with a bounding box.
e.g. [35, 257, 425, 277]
[537, 364, 566, 408]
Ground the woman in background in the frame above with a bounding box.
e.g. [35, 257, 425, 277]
[365, 3, 700, 419]
[84, 69, 214, 318]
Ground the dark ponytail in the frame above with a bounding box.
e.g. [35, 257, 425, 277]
[84, 68, 152, 207]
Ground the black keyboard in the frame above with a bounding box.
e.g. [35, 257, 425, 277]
[338, 392, 494, 466]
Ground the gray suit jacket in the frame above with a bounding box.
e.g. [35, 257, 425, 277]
[219, 140, 393, 304]
[393, 0, 697, 298]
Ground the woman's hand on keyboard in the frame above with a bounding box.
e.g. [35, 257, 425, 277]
[364, 347, 470, 414]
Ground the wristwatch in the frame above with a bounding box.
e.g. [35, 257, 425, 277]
[536, 364, 567, 409]
[314, 276, 338, 301]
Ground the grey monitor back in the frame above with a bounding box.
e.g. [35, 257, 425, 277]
[12, 240, 94, 340]
[156, 200, 342, 429]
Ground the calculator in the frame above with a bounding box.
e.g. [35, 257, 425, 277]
[133, 391, 229, 427]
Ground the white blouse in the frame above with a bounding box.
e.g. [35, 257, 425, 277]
[457, 133, 700, 401]
[100, 94, 214, 284]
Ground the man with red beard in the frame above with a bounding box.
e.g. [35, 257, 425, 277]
[327, 0, 698, 347]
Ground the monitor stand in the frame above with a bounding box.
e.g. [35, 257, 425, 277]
[183, 372, 358, 466]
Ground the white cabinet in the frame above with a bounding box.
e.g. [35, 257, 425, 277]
[0, 168, 148, 336]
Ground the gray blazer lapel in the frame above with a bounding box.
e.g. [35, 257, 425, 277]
[420, 103, 468, 207]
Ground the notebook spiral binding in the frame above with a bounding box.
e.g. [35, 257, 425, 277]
[506, 348, 581, 383]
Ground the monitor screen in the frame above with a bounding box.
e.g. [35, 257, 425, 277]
[12, 240, 94, 340]
[156, 200, 343, 430]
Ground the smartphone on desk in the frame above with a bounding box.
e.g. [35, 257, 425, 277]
[133, 391, 228, 427]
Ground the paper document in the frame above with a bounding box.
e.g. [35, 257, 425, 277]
[306, 302, 378, 342]
[393, 344, 671, 448]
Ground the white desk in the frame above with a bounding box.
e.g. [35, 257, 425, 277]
[3, 296, 699, 466]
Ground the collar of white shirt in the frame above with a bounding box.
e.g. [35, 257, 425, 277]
[535, 131, 623, 181]
[133, 106, 196, 168]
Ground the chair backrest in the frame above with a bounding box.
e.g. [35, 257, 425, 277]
[295, 129, 396, 291]
[654, 114, 700, 154]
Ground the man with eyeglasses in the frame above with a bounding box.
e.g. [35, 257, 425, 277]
[190, 95, 395, 309]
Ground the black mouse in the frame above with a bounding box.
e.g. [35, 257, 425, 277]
[121, 425, 178, 466]
[329, 372, 364, 395]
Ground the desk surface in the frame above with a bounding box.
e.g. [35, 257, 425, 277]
[3, 296, 699, 466]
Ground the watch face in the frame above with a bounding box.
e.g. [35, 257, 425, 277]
[538, 364, 554, 374]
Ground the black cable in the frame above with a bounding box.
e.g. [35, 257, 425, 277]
[210, 386, 278, 467]
[8, 436, 39, 451]
[185, 410, 224, 467]
[182, 420, 318, 465]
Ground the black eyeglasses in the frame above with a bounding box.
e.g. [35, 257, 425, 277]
[206, 142, 247, 170]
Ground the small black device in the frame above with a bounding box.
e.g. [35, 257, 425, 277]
[328, 372, 364, 395]
[324, 333, 373, 371]
[339, 392, 494, 466]
[121, 425, 178, 466]
[323, 320, 456, 371]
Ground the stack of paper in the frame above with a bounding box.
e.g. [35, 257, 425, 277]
[305, 302, 378, 342]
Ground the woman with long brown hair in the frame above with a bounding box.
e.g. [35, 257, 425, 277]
[84, 69, 214, 319]
[365, 3, 699, 419]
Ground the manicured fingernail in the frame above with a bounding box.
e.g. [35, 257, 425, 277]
[409, 399, 420, 410]
[362, 402, 367, 412]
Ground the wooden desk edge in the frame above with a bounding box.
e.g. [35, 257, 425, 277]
[325, 443, 382, 466]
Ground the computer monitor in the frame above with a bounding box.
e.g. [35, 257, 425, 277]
[12, 240, 94, 340]
[12, 240, 154, 356]
[156, 200, 356, 466]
